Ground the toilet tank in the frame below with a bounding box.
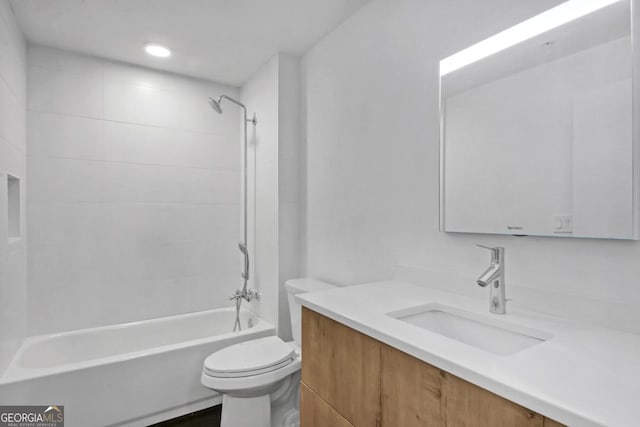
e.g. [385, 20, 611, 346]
[285, 278, 336, 348]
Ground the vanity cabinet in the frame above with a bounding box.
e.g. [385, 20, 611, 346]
[301, 307, 566, 427]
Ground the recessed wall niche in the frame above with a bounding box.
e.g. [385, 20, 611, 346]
[7, 174, 20, 241]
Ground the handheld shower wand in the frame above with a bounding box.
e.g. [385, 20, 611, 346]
[239, 242, 249, 282]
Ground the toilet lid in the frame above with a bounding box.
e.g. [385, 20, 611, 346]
[204, 336, 296, 378]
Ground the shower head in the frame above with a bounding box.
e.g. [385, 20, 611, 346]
[208, 97, 223, 114]
[208, 94, 256, 124]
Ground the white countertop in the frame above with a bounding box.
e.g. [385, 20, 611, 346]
[297, 280, 640, 427]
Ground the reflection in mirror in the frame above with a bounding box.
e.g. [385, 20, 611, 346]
[440, 0, 636, 239]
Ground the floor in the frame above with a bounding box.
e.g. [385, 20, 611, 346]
[150, 405, 222, 427]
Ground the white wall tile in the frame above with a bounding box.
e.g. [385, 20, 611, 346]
[100, 162, 241, 205]
[103, 121, 240, 171]
[103, 74, 238, 135]
[28, 156, 240, 204]
[27, 201, 239, 246]
[0, 0, 12, 24]
[0, 5, 26, 106]
[0, 0, 26, 375]
[0, 138, 24, 176]
[27, 44, 103, 80]
[26, 45, 243, 334]
[27, 156, 107, 202]
[27, 271, 240, 335]
[27, 65, 103, 118]
[0, 77, 25, 149]
[27, 112, 104, 159]
[28, 237, 237, 290]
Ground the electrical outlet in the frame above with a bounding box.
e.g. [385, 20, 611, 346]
[553, 214, 572, 233]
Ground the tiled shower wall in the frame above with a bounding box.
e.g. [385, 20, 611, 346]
[0, 0, 26, 373]
[26, 45, 243, 334]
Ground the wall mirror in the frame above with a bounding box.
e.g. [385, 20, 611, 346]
[440, 0, 638, 239]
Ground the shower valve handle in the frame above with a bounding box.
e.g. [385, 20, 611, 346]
[229, 289, 243, 301]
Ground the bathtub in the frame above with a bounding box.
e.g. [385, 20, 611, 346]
[0, 307, 275, 427]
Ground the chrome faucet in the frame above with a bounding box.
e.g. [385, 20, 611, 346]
[229, 287, 261, 332]
[476, 245, 506, 314]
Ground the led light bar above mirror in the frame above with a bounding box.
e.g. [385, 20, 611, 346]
[440, 0, 623, 76]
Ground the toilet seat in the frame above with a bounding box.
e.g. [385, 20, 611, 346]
[206, 357, 294, 378]
[201, 358, 301, 395]
[204, 336, 296, 378]
[201, 337, 301, 394]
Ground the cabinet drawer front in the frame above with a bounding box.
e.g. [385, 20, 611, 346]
[301, 307, 381, 426]
[301, 382, 354, 427]
[382, 343, 445, 426]
[442, 372, 544, 427]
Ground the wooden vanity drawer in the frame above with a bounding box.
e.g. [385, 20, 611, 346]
[440, 371, 544, 426]
[381, 343, 444, 426]
[301, 382, 354, 427]
[301, 307, 382, 426]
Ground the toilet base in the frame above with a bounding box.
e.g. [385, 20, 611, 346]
[218, 371, 300, 427]
[221, 394, 271, 427]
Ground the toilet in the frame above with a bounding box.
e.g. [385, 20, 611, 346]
[201, 278, 336, 427]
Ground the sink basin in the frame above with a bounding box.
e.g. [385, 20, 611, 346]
[388, 304, 553, 356]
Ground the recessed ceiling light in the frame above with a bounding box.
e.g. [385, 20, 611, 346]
[144, 43, 171, 58]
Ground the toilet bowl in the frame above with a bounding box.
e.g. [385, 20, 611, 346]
[201, 278, 336, 427]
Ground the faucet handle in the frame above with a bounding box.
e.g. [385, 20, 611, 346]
[476, 244, 495, 250]
[476, 244, 503, 261]
[229, 289, 242, 301]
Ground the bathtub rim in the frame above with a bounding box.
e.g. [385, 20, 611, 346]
[0, 306, 274, 385]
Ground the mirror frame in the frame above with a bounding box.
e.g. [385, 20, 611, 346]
[438, 0, 640, 239]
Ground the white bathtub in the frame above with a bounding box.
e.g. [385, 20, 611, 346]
[0, 307, 275, 427]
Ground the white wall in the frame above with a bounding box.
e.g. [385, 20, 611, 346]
[0, 0, 26, 374]
[26, 45, 242, 334]
[301, 0, 640, 332]
[241, 54, 301, 340]
[277, 55, 301, 340]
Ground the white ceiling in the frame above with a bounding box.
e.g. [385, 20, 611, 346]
[9, 0, 371, 86]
